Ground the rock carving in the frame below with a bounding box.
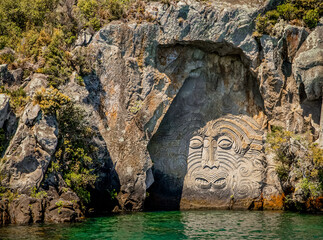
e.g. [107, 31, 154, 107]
[183, 114, 265, 202]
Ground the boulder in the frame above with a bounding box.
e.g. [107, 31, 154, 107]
[24, 74, 48, 96]
[11, 68, 23, 83]
[0, 64, 13, 84]
[293, 26, 323, 147]
[44, 185, 83, 223]
[75, 29, 93, 47]
[0, 103, 58, 193]
[0, 94, 10, 129]
[293, 26, 323, 101]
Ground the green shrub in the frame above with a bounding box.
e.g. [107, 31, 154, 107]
[46, 102, 97, 206]
[30, 186, 47, 199]
[0, 87, 29, 113]
[266, 127, 323, 201]
[0, 189, 19, 202]
[303, 9, 319, 28]
[72, 47, 95, 76]
[40, 29, 73, 87]
[0, 0, 145, 83]
[266, 10, 280, 20]
[0, 0, 76, 82]
[0, 173, 19, 202]
[105, 0, 128, 20]
[18, 29, 52, 63]
[9, 87, 29, 111]
[55, 200, 64, 208]
[0, 0, 59, 49]
[78, 0, 99, 19]
[298, 178, 320, 198]
[110, 189, 118, 199]
[255, 0, 322, 36]
[0, 52, 15, 65]
[33, 86, 70, 115]
[76, 75, 85, 86]
[75, 0, 131, 31]
[76, 0, 101, 31]
[129, 100, 142, 114]
[277, 3, 298, 21]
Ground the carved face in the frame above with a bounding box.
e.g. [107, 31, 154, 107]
[186, 115, 264, 200]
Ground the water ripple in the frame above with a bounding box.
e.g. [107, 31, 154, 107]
[0, 210, 322, 239]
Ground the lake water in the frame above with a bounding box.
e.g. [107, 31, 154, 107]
[0, 210, 322, 239]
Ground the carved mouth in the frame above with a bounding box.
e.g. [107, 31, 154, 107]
[213, 178, 226, 189]
[195, 178, 211, 189]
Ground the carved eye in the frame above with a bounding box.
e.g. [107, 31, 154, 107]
[189, 136, 203, 149]
[218, 137, 233, 149]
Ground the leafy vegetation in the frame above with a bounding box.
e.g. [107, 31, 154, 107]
[0, 174, 19, 202]
[110, 189, 118, 199]
[32, 87, 98, 206]
[33, 86, 70, 114]
[41, 96, 98, 206]
[0, 86, 29, 113]
[0, 50, 15, 66]
[0, 0, 59, 49]
[255, 0, 322, 36]
[266, 126, 323, 207]
[129, 100, 142, 114]
[0, 0, 143, 87]
[30, 186, 48, 199]
[36, 29, 74, 87]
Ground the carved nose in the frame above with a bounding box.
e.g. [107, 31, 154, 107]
[202, 139, 219, 169]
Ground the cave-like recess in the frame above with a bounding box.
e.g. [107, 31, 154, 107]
[146, 45, 265, 210]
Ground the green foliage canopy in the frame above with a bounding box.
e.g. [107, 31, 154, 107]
[266, 126, 323, 202]
[255, 0, 323, 36]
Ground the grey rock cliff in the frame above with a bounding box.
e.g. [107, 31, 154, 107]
[293, 26, 323, 147]
[87, 0, 289, 210]
[0, 0, 322, 222]
[1, 103, 57, 193]
[293, 26, 323, 101]
[0, 94, 9, 129]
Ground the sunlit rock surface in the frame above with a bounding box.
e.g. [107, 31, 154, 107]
[1, 0, 322, 223]
[88, 0, 287, 211]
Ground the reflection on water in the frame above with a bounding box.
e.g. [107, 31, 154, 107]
[0, 211, 322, 239]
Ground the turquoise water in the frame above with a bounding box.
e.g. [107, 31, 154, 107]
[0, 210, 322, 239]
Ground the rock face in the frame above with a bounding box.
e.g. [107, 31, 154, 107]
[292, 26, 323, 147]
[1, 103, 58, 193]
[293, 26, 323, 101]
[146, 46, 267, 209]
[0, 94, 10, 129]
[181, 115, 265, 209]
[0, 102, 83, 224]
[0, 64, 13, 84]
[0, 190, 82, 224]
[1, 0, 322, 222]
[24, 73, 49, 96]
[88, 0, 287, 211]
